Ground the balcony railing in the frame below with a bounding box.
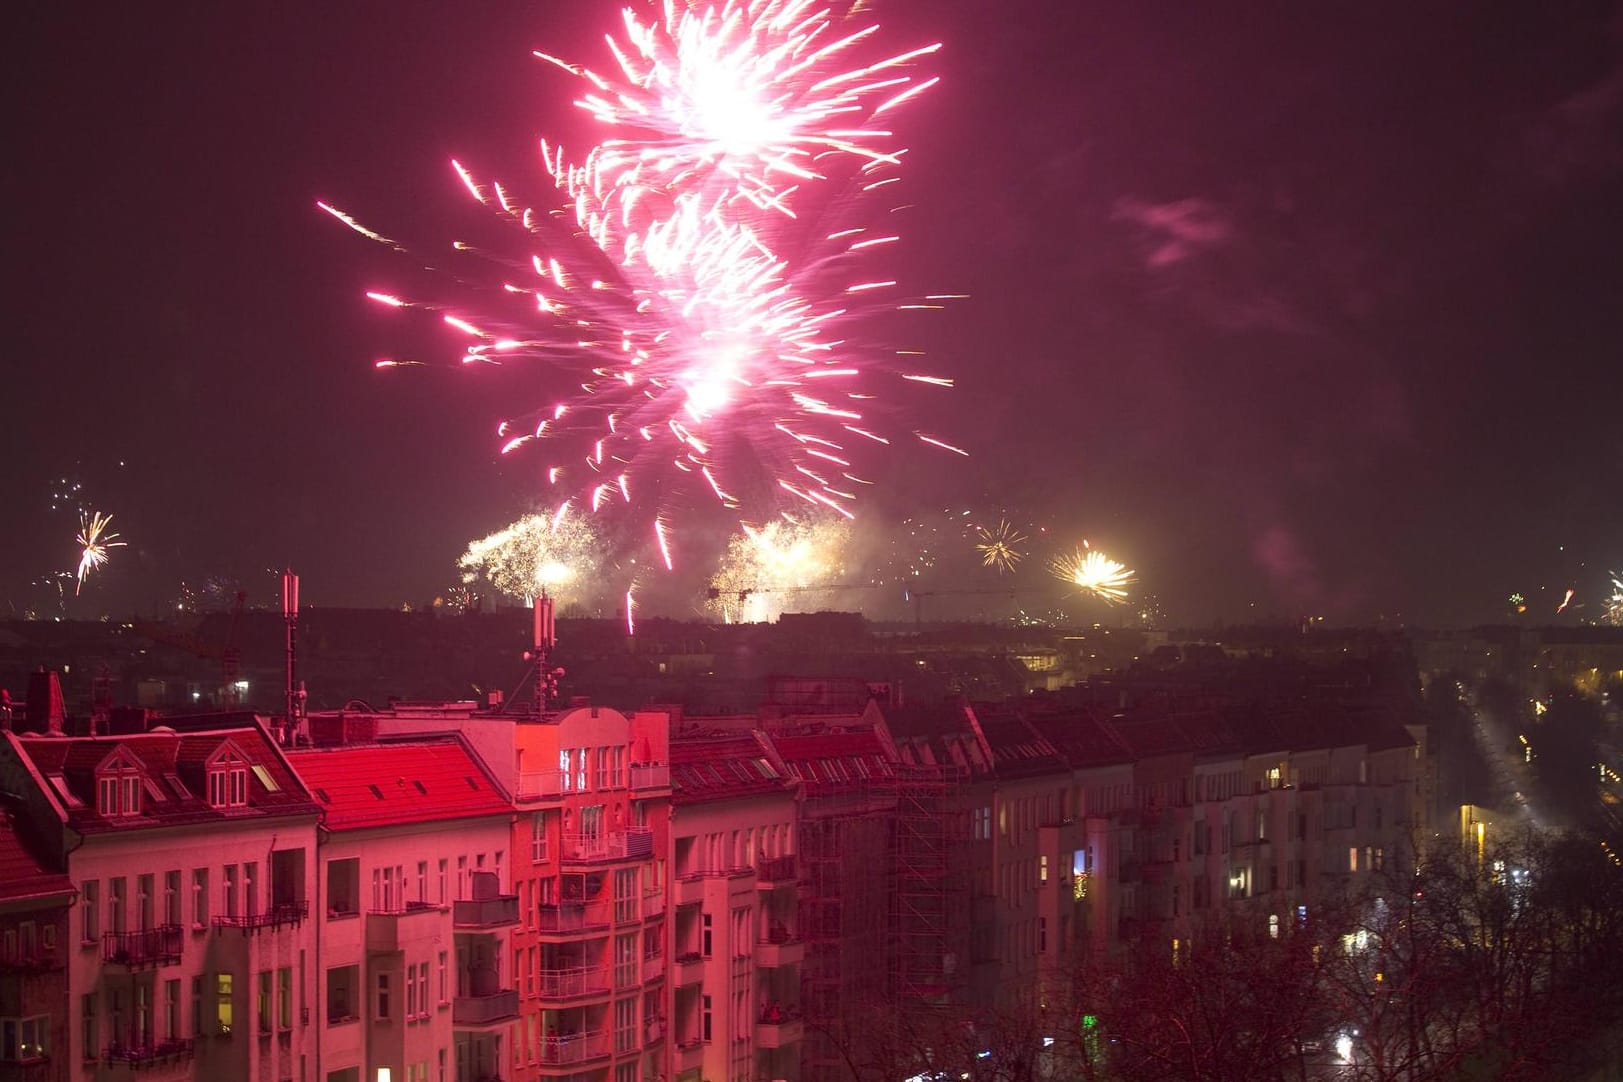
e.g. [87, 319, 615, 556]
[453, 895, 519, 929]
[537, 966, 610, 1000]
[538, 1030, 610, 1065]
[101, 926, 183, 968]
[453, 989, 519, 1026]
[756, 855, 796, 884]
[642, 890, 666, 920]
[629, 763, 670, 790]
[0, 948, 62, 973]
[214, 899, 310, 933]
[365, 903, 442, 953]
[517, 770, 566, 801]
[642, 954, 664, 982]
[101, 1038, 195, 1066]
[561, 829, 655, 863]
[537, 903, 612, 935]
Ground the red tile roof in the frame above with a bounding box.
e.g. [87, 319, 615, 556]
[0, 811, 72, 905]
[671, 730, 793, 804]
[287, 737, 511, 831]
[12, 723, 318, 833]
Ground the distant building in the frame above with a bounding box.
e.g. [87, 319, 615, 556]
[0, 808, 75, 1082]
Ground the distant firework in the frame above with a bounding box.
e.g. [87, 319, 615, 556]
[974, 518, 1029, 574]
[1052, 541, 1135, 605]
[459, 506, 602, 606]
[707, 515, 851, 622]
[74, 511, 125, 596]
[322, 0, 951, 566]
[1606, 573, 1622, 627]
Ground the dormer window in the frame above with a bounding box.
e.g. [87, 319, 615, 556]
[95, 749, 144, 818]
[207, 744, 250, 809]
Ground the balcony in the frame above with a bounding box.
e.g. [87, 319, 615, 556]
[101, 926, 183, 968]
[754, 937, 804, 968]
[674, 874, 705, 907]
[365, 903, 442, 953]
[642, 953, 664, 982]
[454, 894, 519, 929]
[756, 855, 796, 887]
[756, 1007, 803, 1049]
[101, 1038, 195, 1067]
[673, 951, 704, 985]
[642, 889, 666, 920]
[517, 770, 566, 802]
[213, 899, 310, 934]
[630, 763, 670, 791]
[561, 829, 655, 864]
[453, 989, 520, 1028]
[674, 1033, 705, 1071]
[538, 1029, 610, 1066]
[537, 966, 610, 1001]
[0, 948, 62, 973]
[537, 903, 612, 938]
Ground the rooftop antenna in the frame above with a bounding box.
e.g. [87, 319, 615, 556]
[282, 569, 302, 742]
[503, 590, 562, 714]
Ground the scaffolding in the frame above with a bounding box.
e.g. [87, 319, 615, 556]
[889, 763, 966, 1006]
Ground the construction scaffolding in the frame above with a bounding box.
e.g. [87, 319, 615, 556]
[889, 762, 967, 1006]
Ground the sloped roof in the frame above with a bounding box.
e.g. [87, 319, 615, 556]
[772, 726, 895, 793]
[14, 723, 317, 833]
[0, 811, 72, 905]
[286, 736, 510, 831]
[670, 730, 794, 804]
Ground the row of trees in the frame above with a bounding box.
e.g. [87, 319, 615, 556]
[826, 829, 1623, 1082]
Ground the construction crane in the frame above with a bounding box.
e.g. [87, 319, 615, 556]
[135, 590, 249, 705]
[905, 586, 1048, 627]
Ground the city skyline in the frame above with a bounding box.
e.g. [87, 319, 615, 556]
[5, 1, 1621, 625]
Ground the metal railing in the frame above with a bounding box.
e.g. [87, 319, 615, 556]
[756, 855, 796, 883]
[537, 903, 612, 934]
[101, 1038, 195, 1066]
[630, 763, 670, 789]
[214, 899, 309, 932]
[537, 966, 609, 999]
[453, 895, 519, 928]
[538, 1029, 609, 1065]
[101, 925, 184, 967]
[452, 989, 519, 1026]
[561, 828, 654, 863]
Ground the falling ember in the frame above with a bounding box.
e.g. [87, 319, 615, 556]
[74, 511, 126, 596]
[322, 0, 953, 548]
[625, 589, 636, 636]
[1051, 541, 1135, 605]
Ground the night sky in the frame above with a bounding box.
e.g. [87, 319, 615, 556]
[5, 1, 1621, 626]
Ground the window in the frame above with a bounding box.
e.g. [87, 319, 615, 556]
[731, 907, 750, 957]
[438, 859, 448, 903]
[615, 996, 637, 1052]
[192, 869, 209, 928]
[164, 979, 181, 1040]
[701, 913, 713, 958]
[701, 993, 712, 1042]
[615, 933, 638, 987]
[109, 878, 126, 934]
[1039, 855, 1049, 883]
[207, 745, 250, 808]
[1348, 847, 1359, 872]
[1038, 916, 1047, 953]
[438, 951, 448, 1005]
[406, 964, 418, 1018]
[531, 813, 549, 862]
[376, 973, 391, 1020]
[278, 968, 292, 1029]
[82, 880, 99, 942]
[96, 750, 144, 817]
[417, 861, 428, 904]
[216, 973, 233, 1035]
[258, 971, 274, 1033]
[82, 994, 97, 1054]
[164, 870, 181, 927]
[2, 1014, 50, 1062]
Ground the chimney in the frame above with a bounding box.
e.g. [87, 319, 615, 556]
[22, 669, 66, 735]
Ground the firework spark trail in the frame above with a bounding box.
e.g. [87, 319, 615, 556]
[1606, 572, 1622, 627]
[974, 518, 1028, 574]
[74, 511, 125, 596]
[324, 0, 951, 565]
[1051, 541, 1135, 605]
[458, 507, 603, 605]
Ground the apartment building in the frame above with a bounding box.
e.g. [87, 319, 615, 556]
[285, 734, 517, 1082]
[0, 715, 320, 1082]
[1, 809, 75, 1082]
[667, 728, 802, 1082]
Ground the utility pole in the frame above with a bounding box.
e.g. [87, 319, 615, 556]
[282, 569, 300, 743]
